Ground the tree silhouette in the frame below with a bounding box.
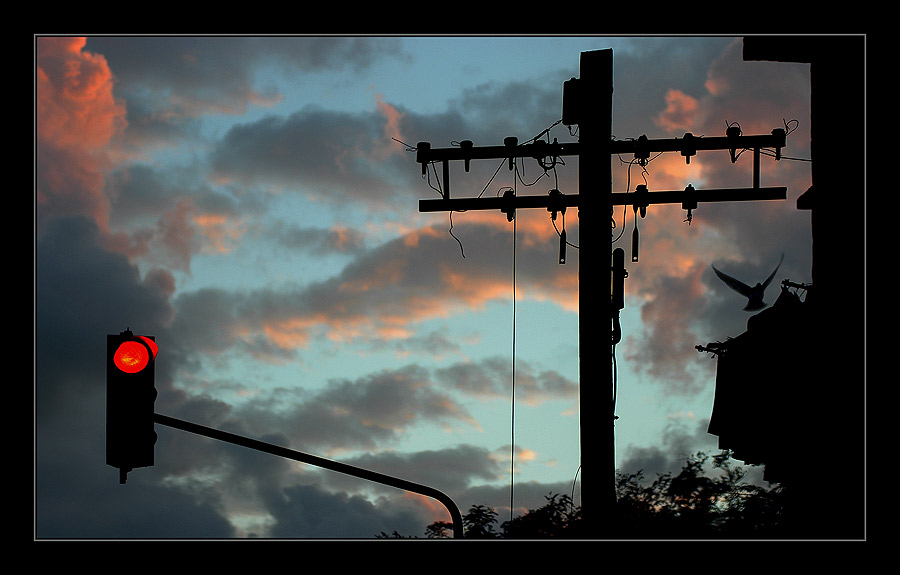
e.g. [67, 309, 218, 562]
[613, 450, 787, 538]
[423, 520, 454, 539]
[462, 504, 500, 539]
[407, 449, 789, 539]
[500, 493, 583, 538]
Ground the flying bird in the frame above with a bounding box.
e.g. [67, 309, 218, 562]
[712, 253, 784, 311]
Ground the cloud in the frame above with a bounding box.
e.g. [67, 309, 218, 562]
[618, 415, 719, 480]
[623, 258, 713, 392]
[435, 356, 577, 405]
[267, 482, 430, 538]
[208, 106, 413, 206]
[608, 39, 813, 393]
[256, 365, 479, 453]
[36, 37, 127, 234]
[375, 93, 408, 158]
[337, 444, 508, 494]
[83, 37, 406, 119]
[167, 214, 577, 374]
[654, 89, 699, 133]
[273, 221, 367, 256]
[34, 216, 230, 537]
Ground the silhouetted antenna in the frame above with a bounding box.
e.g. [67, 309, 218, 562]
[696, 341, 730, 357]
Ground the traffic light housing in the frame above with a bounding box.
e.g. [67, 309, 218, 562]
[106, 329, 158, 483]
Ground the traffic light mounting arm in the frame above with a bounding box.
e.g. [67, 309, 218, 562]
[152, 413, 465, 538]
[106, 331, 464, 537]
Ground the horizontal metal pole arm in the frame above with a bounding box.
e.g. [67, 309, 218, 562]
[153, 412, 464, 538]
[418, 187, 785, 213]
[416, 140, 581, 164]
[419, 193, 580, 213]
[609, 132, 786, 156]
[415, 131, 785, 164]
[611, 186, 787, 206]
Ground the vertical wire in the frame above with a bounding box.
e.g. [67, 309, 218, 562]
[509, 202, 517, 526]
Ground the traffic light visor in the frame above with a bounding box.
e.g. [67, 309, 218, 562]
[113, 337, 158, 373]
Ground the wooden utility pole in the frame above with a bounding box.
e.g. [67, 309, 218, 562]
[579, 48, 615, 539]
[414, 48, 788, 538]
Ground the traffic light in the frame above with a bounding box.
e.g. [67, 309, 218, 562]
[106, 329, 158, 483]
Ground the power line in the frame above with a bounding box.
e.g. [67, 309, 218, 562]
[509, 205, 517, 525]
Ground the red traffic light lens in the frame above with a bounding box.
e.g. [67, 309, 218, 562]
[114, 337, 157, 373]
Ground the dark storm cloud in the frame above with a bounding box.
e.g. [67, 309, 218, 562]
[107, 163, 248, 225]
[435, 356, 577, 404]
[209, 107, 412, 204]
[611, 37, 735, 137]
[34, 216, 238, 537]
[338, 444, 507, 494]
[268, 482, 429, 538]
[35, 217, 175, 409]
[397, 79, 569, 167]
[84, 36, 406, 112]
[238, 365, 478, 453]
[82, 36, 407, 156]
[617, 416, 719, 481]
[448, 78, 566, 140]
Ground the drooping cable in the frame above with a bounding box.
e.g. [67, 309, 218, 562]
[448, 212, 465, 258]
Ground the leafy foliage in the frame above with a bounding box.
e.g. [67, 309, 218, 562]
[612, 450, 786, 538]
[462, 504, 500, 538]
[500, 493, 583, 538]
[410, 450, 787, 539]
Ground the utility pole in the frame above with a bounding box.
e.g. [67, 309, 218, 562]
[579, 48, 614, 539]
[414, 48, 788, 538]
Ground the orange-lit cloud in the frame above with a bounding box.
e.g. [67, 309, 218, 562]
[212, 214, 579, 365]
[36, 36, 127, 234]
[654, 89, 699, 133]
[375, 93, 406, 158]
[195, 212, 247, 254]
[143, 198, 247, 272]
[624, 258, 712, 390]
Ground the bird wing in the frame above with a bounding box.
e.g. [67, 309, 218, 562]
[712, 265, 752, 297]
[761, 253, 785, 289]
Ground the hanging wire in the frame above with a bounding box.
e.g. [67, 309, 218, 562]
[406, 123, 587, 520]
[571, 465, 581, 507]
[448, 212, 465, 258]
[612, 156, 638, 243]
[509, 202, 517, 525]
[506, 152, 525, 525]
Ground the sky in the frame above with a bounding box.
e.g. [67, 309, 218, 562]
[35, 35, 817, 539]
